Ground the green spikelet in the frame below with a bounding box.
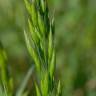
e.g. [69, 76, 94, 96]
[24, 0, 62, 96]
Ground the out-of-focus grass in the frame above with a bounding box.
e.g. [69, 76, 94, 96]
[0, 0, 96, 96]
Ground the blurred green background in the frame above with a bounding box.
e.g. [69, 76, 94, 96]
[0, 0, 96, 95]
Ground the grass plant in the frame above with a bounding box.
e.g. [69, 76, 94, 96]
[24, 0, 62, 96]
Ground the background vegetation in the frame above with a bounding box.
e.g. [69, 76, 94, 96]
[0, 0, 96, 96]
